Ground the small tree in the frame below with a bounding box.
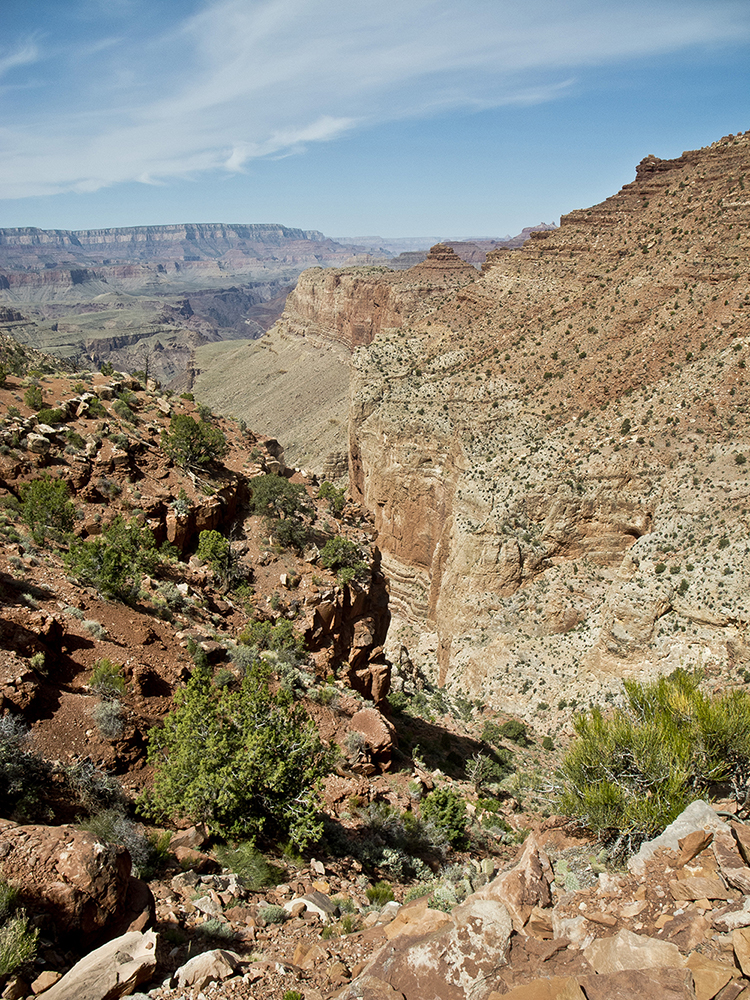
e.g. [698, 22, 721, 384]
[20, 476, 75, 543]
[318, 481, 345, 514]
[250, 474, 308, 520]
[23, 385, 43, 411]
[142, 662, 335, 848]
[197, 529, 231, 578]
[250, 474, 310, 551]
[162, 414, 228, 471]
[319, 536, 368, 585]
[420, 787, 467, 847]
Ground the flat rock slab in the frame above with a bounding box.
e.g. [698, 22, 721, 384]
[40, 930, 157, 1000]
[669, 877, 731, 901]
[579, 967, 696, 1000]
[584, 929, 685, 974]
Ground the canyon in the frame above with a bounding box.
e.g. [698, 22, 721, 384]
[0, 224, 375, 386]
[217, 132, 750, 720]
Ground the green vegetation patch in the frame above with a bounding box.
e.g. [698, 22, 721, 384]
[559, 669, 750, 848]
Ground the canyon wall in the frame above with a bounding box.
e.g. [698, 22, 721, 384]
[341, 133, 750, 717]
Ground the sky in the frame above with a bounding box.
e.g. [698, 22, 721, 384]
[1, 0, 749, 239]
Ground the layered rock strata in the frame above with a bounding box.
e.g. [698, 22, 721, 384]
[343, 132, 750, 717]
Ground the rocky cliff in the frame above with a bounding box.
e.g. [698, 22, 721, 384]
[339, 132, 750, 716]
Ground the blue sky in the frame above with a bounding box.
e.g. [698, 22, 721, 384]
[1, 0, 749, 238]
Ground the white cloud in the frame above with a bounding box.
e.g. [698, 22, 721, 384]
[0, 0, 748, 198]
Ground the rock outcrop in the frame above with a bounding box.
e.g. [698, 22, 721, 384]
[0, 821, 151, 943]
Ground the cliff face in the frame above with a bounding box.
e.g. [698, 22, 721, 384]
[343, 132, 750, 717]
[275, 246, 476, 350]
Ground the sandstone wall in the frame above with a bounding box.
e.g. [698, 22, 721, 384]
[347, 133, 750, 718]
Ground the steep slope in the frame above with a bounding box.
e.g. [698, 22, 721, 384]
[344, 131, 750, 719]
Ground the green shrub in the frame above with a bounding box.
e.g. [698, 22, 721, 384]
[420, 788, 467, 847]
[238, 617, 305, 657]
[112, 398, 135, 422]
[542, 736, 555, 751]
[0, 909, 38, 977]
[141, 661, 336, 849]
[365, 881, 394, 906]
[214, 841, 283, 890]
[0, 716, 56, 822]
[161, 413, 228, 470]
[36, 407, 65, 425]
[23, 385, 43, 411]
[497, 720, 530, 746]
[20, 476, 74, 543]
[90, 658, 125, 699]
[318, 481, 345, 514]
[66, 429, 86, 450]
[197, 529, 231, 578]
[319, 536, 368, 586]
[558, 669, 750, 848]
[65, 515, 159, 601]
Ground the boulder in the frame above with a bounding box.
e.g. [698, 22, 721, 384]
[174, 949, 241, 990]
[39, 930, 157, 1000]
[0, 822, 132, 942]
[629, 801, 730, 875]
[348, 708, 397, 771]
[475, 835, 554, 931]
[583, 929, 686, 974]
[362, 896, 513, 1000]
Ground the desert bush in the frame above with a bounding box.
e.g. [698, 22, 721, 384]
[420, 788, 468, 848]
[65, 515, 159, 601]
[93, 700, 124, 739]
[142, 661, 336, 849]
[213, 841, 284, 890]
[23, 385, 43, 410]
[258, 904, 288, 925]
[161, 413, 228, 471]
[66, 758, 125, 813]
[20, 476, 75, 543]
[319, 536, 369, 586]
[466, 751, 512, 791]
[0, 904, 37, 978]
[82, 809, 153, 877]
[0, 716, 54, 821]
[366, 881, 394, 906]
[36, 407, 65, 425]
[558, 669, 750, 848]
[90, 659, 125, 699]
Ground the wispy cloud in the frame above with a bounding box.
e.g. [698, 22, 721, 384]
[0, 42, 40, 81]
[0, 0, 748, 199]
